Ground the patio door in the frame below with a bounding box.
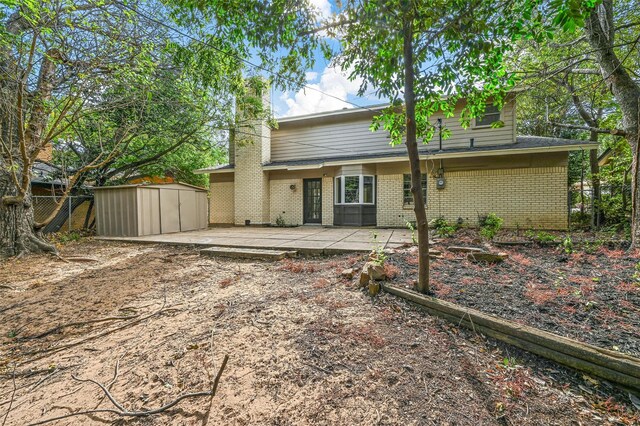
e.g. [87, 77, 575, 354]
[303, 178, 322, 224]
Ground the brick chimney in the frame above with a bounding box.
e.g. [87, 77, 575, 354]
[233, 79, 271, 225]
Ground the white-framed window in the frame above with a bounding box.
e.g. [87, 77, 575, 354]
[475, 104, 501, 127]
[403, 173, 427, 206]
[335, 175, 375, 204]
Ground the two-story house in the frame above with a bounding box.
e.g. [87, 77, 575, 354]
[196, 93, 597, 230]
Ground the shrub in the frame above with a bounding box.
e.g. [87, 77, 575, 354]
[570, 211, 591, 229]
[275, 214, 286, 227]
[431, 216, 458, 238]
[405, 220, 417, 244]
[479, 213, 503, 240]
[50, 230, 85, 244]
[524, 230, 558, 243]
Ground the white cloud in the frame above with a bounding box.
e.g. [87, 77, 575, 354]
[281, 64, 363, 117]
[305, 71, 319, 82]
[309, 0, 332, 20]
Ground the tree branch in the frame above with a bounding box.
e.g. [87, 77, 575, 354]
[27, 355, 229, 425]
[550, 121, 627, 136]
[102, 126, 202, 180]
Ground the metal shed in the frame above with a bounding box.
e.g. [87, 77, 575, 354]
[94, 183, 208, 237]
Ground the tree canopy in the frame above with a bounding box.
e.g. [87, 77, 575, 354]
[0, 0, 324, 257]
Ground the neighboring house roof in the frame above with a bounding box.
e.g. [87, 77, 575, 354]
[31, 161, 67, 187]
[93, 182, 207, 191]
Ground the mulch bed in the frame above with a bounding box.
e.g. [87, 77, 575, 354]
[385, 230, 640, 358]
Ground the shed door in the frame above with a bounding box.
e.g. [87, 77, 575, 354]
[137, 188, 161, 236]
[179, 190, 197, 231]
[160, 190, 180, 233]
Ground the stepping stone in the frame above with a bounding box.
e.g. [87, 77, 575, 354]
[200, 246, 297, 260]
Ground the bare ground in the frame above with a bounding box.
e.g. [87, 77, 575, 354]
[0, 239, 638, 425]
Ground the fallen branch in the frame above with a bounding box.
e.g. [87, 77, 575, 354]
[27, 355, 229, 425]
[53, 254, 70, 263]
[19, 302, 167, 366]
[19, 314, 140, 340]
[1, 365, 16, 426]
[56, 256, 99, 263]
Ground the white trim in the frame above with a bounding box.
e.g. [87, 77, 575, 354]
[334, 174, 375, 205]
[194, 167, 234, 174]
[276, 104, 389, 124]
[286, 164, 323, 171]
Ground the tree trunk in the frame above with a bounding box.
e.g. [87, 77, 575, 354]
[0, 166, 56, 258]
[631, 139, 640, 240]
[589, 145, 601, 229]
[403, 18, 430, 294]
[580, 150, 585, 215]
[585, 1, 640, 246]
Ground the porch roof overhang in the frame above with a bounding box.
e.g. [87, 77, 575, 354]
[261, 136, 598, 171]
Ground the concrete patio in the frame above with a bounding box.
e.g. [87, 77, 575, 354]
[98, 226, 414, 254]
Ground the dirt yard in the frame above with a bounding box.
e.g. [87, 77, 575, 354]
[0, 239, 638, 425]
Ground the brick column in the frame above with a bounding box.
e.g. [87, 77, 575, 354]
[233, 82, 271, 225]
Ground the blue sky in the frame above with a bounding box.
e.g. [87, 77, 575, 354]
[270, 0, 383, 118]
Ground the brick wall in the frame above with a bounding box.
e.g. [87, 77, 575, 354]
[377, 166, 568, 230]
[36, 143, 53, 163]
[322, 176, 333, 226]
[209, 180, 234, 224]
[270, 179, 303, 225]
[233, 87, 271, 225]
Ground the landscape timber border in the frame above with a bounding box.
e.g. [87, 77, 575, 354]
[383, 284, 640, 395]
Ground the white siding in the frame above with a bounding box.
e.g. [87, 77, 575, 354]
[272, 100, 516, 162]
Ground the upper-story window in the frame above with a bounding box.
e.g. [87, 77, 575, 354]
[475, 104, 501, 127]
[335, 175, 375, 204]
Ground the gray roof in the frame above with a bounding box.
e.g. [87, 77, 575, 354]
[262, 135, 597, 169]
[93, 182, 207, 191]
[32, 161, 67, 186]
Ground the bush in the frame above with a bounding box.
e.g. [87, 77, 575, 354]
[430, 216, 458, 238]
[275, 214, 286, 227]
[570, 211, 591, 229]
[524, 230, 558, 243]
[479, 213, 503, 240]
[49, 230, 86, 244]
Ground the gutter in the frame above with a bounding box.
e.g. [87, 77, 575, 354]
[261, 142, 599, 171]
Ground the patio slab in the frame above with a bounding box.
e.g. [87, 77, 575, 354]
[98, 226, 410, 254]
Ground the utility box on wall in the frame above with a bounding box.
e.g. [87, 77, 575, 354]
[94, 183, 208, 237]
